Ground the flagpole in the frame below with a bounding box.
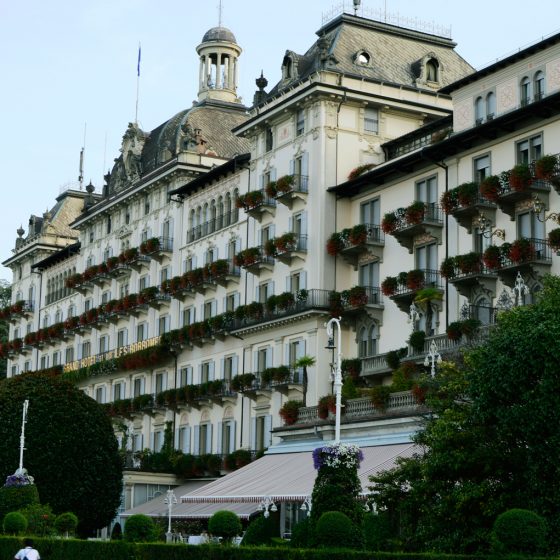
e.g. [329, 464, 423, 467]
[135, 43, 141, 124]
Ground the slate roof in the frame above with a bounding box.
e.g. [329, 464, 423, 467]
[265, 14, 473, 100]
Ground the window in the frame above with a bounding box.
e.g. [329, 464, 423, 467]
[486, 92, 496, 119]
[534, 71, 545, 101]
[221, 420, 235, 455]
[261, 224, 273, 245]
[125, 209, 130, 225]
[158, 315, 170, 335]
[520, 76, 531, 106]
[475, 96, 484, 124]
[473, 226, 492, 254]
[119, 283, 129, 298]
[65, 347, 74, 364]
[113, 382, 124, 401]
[95, 387, 105, 404]
[52, 351, 60, 366]
[426, 58, 439, 82]
[201, 361, 213, 384]
[155, 372, 167, 394]
[358, 325, 377, 357]
[133, 377, 144, 397]
[101, 290, 111, 304]
[359, 262, 379, 288]
[179, 366, 193, 387]
[225, 293, 238, 313]
[144, 196, 150, 215]
[516, 134, 542, 164]
[360, 198, 380, 226]
[139, 275, 149, 291]
[223, 355, 237, 381]
[117, 329, 128, 348]
[153, 431, 163, 452]
[289, 271, 306, 293]
[182, 307, 195, 326]
[253, 416, 270, 452]
[289, 339, 304, 379]
[517, 210, 545, 241]
[99, 335, 109, 354]
[84, 298, 92, 313]
[356, 51, 371, 65]
[256, 347, 271, 372]
[258, 282, 272, 304]
[265, 127, 274, 152]
[24, 361, 31, 372]
[160, 267, 170, 283]
[474, 155, 491, 182]
[89, 229, 94, 243]
[137, 322, 147, 342]
[199, 424, 211, 455]
[415, 243, 438, 271]
[416, 176, 438, 211]
[296, 108, 305, 136]
[106, 215, 112, 234]
[364, 107, 379, 134]
[81, 341, 91, 359]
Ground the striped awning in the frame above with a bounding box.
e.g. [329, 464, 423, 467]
[181, 442, 416, 505]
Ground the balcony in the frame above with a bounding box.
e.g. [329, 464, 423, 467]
[266, 174, 308, 209]
[186, 210, 240, 244]
[236, 190, 276, 222]
[232, 368, 302, 400]
[329, 286, 384, 323]
[441, 252, 498, 298]
[441, 183, 496, 233]
[5, 300, 34, 323]
[327, 224, 384, 269]
[266, 233, 307, 265]
[231, 289, 331, 333]
[483, 238, 552, 288]
[382, 203, 443, 253]
[140, 236, 173, 262]
[382, 269, 443, 313]
[212, 260, 241, 288]
[234, 246, 274, 276]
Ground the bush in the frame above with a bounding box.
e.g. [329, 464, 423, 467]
[2, 511, 28, 535]
[290, 517, 315, 548]
[408, 330, 425, 353]
[362, 512, 393, 550]
[124, 514, 158, 543]
[491, 508, 546, 554]
[111, 521, 123, 540]
[208, 510, 242, 543]
[0, 484, 40, 521]
[54, 512, 78, 537]
[315, 511, 363, 549]
[20, 503, 56, 537]
[241, 514, 277, 545]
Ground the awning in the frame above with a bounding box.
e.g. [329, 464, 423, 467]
[181, 442, 416, 505]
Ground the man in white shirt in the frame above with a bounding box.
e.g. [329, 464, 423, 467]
[14, 538, 40, 560]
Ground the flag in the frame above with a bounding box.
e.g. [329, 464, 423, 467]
[137, 43, 141, 77]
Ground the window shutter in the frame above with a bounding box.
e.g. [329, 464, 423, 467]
[217, 422, 223, 455]
[174, 428, 179, 449]
[266, 347, 273, 368]
[150, 432, 155, 451]
[234, 292, 240, 308]
[250, 418, 257, 451]
[193, 426, 200, 455]
[301, 211, 308, 235]
[211, 300, 217, 317]
[288, 216, 293, 232]
[271, 168, 277, 181]
[209, 362, 215, 381]
[206, 424, 213, 453]
[300, 270, 307, 289]
[302, 152, 309, 178]
[221, 357, 225, 378]
[232, 355, 238, 376]
[289, 159, 295, 175]
[185, 426, 192, 454]
[230, 421, 237, 452]
[270, 280, 275, 296]
[198, 364, 202, 384]
[264, 415, 273, 448]
[187, 366, 193, 385]
[258, 175, 264, 189]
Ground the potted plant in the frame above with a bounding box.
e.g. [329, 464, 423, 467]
[279, 400, 303, 426]
[276, 174, 295, 193]
[347, 286, 368, 307]
[456, 252, 482, 274]
[406, 269, 425, 290]
[408, 330, 426, 354]
[328, 291, 344, 317]
[264, 238, 277, 258]
[446, 321, 463, 341]
[483, 245, 502, 270]
[508, 163, 533, 191]
[348, 224, 368, 245]
[326, 232, 345, 256]
[317, 395, 336, 419]
[548, 228, 560, 251]
[381, 212, 400, 234]
[404, 201, 425, 225]
[480, 175, 502, 202]
[535, 154, 558, 181]
[276, 232, 297, 253]
[439, 256, 456, 279]
[440, 190, 458, 214]
[460, 318, 481, 339]
[508, 238, 535, 263]
[381, 276, 398, 296]
[348, 163, 375, 181]
[265, 180, 278, 198]
[370, 385, 391, 411]
[457, 182, 479, 207]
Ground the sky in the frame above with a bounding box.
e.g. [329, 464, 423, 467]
[0, 0, 558, 281]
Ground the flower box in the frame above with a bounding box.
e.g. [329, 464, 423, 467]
[508, 164, 533, 192]
[480, 175, 502, 202]
[535, 155, 558, 181]
[381, 212, 400, 234]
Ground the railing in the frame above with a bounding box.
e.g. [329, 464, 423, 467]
[276, 234, 308, 254]
[290, 174, 309, 193]
[501, 238, 552, 267]
[187, 210, 239, 243]
[231, 289, 332, 330]
[393, 204, 444, 231]
[392, 269, 442, 296]
[157, 236, 174, 252]
[341, 224, 384, 248]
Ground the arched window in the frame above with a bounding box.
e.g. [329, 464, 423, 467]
[224, 193, 232, 227]
[426, 58, 439, 82]
[358, 327, 368, 358]
[368, 325, 377, 356]
[486, 92, 496, 119]
[473, 296, 493, 325]
[232, 189, 239, 223]
[210, 200, 217, 233]
[475, 96, 484, 124]
[520, 76, 531, 106]
[355, 51, 371, 66]
[216, 196, 224, 230]
[282, 56, 293, 80]
[534, 71, 545, 101]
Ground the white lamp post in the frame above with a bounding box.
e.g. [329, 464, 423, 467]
[164, 489, 177, 537]
[424, 340, 442, 378]
[257, 496, 278, 518]
[325, 317, 343, 444]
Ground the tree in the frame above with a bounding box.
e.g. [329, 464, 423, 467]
[124, 514, 158, 542]
[0, 373, 123, 536]
[371, 276, 560, 553]
[208, 510, 242, 543]
[0, 280, 11, 380]
[295, 355, 315, 406]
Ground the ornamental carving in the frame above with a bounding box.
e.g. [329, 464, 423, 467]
[413, 233, 436, 246]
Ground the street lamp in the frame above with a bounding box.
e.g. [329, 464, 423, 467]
[164, 489, 177, 538]
[424, 340, 442, 378]
[325, 317, 343, 444]
[532, 194, 560, 223]
[300, 496, 312, 517]
[258, 496, 278, 518]
[475, 212, 505, 240]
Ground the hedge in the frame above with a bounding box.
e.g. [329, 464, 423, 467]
[0, 536, 543, 560]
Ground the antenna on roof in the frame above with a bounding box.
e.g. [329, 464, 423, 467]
[353, 0, 361, 15]
[135, 43, 141, 124]
[78, 123, 86, 190]
[218, 0, 223, 26]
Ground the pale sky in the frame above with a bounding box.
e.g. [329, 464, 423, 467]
[1, 0, 558, 281]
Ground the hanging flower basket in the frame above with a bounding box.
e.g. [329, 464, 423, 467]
[279, 400, 303, 425]
[265, 180, 278, 198]
[381, 212, 400, 234]
[347, 285, 368, 307]
[456, 252, 482, 274]
[480, 175, 502, 202]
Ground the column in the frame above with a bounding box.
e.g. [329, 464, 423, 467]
[216, 52, 222, 89]
[223, 56, 229, 89]
[233, 57, 238, 93]
[199, 56, 205, 91]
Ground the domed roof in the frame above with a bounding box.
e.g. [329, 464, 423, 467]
[201, 26, 237, 44]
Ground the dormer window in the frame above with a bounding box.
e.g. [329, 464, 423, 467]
[282, 55, 293, 80]
[520, 76, 531, 106]
[534, 71, 545, 101]
[355, 50, 371, 66]
[426, 58, 439, 82]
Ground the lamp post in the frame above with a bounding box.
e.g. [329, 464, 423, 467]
[424, 340, 442, 378]
[164, 489, 177, 539]
[258, 496, 277, 518]
[325, 317, 343, 444]
[533, 194, 560, 223]
[475, 212, 505, 240]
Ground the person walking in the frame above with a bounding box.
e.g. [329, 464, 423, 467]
[14, 538, 40, 560]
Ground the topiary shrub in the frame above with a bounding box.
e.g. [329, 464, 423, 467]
[208, 510, 242, 543]
[110, 521, 123, 540]
[241, 514, 277, 545]
[491, 508, 546, 554]
[0, 482, 40, 522]
[20, 503, 56, 537]
[315, 511, 363, 549]
[54, 511, 79, 537]
[362, 512, 393, 551]
[124, 514, 158, 543]
[2, 511, 28, 535]
[290, 517, 315, 548]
